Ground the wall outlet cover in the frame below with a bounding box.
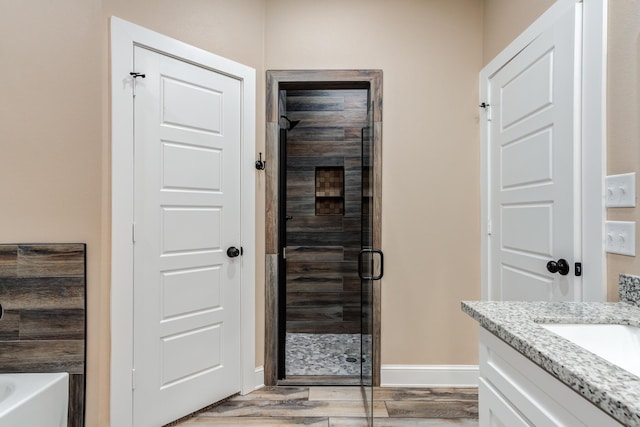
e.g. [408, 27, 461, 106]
[605, 221, 636, 256]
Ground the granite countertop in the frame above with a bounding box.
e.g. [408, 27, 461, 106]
[462, 299, 640, 426]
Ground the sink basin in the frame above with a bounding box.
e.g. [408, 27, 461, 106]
[539, 323, 640, 377]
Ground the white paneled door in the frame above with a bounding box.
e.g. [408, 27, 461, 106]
[132, 46, 242, 426]
[488, 4, 582, 301]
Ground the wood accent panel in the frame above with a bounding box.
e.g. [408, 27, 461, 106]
[265, 122, 280, 255]
[286, 217, 344, 233]
[16, 245, 85, 278]
[264, 254, 279, 386]
[265, 70, 382, 386]
[0, 340, 84, 372]
[0, 277, 85, 309]
[0, 246, 18, 277]
[0, 243, 86, 427]
[286, 277, 343, 293]
[69, 374, 85, 427]
[286, 247, 344, 262]
[20, 309, 85, 340]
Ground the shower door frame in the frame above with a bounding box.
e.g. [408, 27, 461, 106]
[264, 70, 383, 386]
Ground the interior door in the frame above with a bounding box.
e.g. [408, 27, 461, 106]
[132, 46, 242, 426]
[488, 4, 581, 301]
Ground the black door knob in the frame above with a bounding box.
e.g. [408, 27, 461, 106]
[546, 259, 570, 276]
[227, 246, 241, 258]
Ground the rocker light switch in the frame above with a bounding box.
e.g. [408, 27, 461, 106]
[605, 173, 636, 207]
[605, 221, 636, 256]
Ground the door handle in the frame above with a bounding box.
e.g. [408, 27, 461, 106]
[358, 249, 384, 281]
[546, 259, 569, 276]
[227, 246, 241, 258]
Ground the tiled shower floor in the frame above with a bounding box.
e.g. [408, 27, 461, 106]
[285, 333, 367, 376]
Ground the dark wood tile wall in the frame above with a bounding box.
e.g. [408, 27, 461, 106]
[285, 89, 368, 334]
[0, 244, 85, 427]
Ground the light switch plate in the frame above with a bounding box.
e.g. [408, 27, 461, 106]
[605, 173, 636, 207]
[605, 221, 636, 256]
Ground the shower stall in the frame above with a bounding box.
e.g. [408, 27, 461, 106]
[278, 87, 375, 382]
[265, 70, 383, 425]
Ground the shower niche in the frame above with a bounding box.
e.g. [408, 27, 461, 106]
[315, 166, 344, 215]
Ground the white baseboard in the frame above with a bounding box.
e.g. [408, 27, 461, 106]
[381, 365, 479, 387]
[253, 366, 265, 391]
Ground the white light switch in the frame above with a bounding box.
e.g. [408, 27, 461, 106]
[605, 173, 636, 207]
[605, 221, 636, 256]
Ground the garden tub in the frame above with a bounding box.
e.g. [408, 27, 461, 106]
[0, 373, 68, 427]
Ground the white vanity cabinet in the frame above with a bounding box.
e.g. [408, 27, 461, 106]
[479, 328, 623, 427]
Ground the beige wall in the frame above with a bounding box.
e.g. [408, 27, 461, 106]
[606, 0, 640, 300]
[265, 0, 484, 365]
[2, 1, 266, 426]
[482, 0, 555, 65]
[0, 0, 105, 424]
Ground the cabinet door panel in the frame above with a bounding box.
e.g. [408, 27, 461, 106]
[480, 328, 622, 427]
[479, 378, 532, 427]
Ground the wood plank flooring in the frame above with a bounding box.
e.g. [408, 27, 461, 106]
[173, 386, 478, 426]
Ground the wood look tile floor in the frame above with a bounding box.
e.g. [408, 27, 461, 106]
[173, 386, 478, 426]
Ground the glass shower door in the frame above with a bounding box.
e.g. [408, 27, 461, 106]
[360, 100, 380, 425]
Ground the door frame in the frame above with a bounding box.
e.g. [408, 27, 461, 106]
[264, 70, 383, 386]
[110, 17, 256, 427]
[480, 0, 607, 301]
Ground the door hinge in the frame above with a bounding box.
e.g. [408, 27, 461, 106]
[480, 102, 492, 121]
[575, 262, 582, 277]
[132, 223, 136, 244]
[282, 247, 287, 259]
[130, 72, 145, 97]
[132, 368, 136, 390]
[487, 220, 492, 235]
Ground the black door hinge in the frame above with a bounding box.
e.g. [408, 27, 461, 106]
[575, 262, 582, 277]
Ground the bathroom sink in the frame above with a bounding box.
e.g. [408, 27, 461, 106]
[539, 323, 640, 377]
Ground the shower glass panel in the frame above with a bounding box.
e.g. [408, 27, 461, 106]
[360, 100, 375, 424]
[279, 89, 376, 427]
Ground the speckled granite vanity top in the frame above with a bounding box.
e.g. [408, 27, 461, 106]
[462, 275, 640, 427]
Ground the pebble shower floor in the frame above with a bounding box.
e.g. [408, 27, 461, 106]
[285, 333, 371, 376]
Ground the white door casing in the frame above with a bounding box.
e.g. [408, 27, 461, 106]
[132, 46, 242, 426]
[480, 0, 606, 302]
[111, 17, 256, 427]
[488, 4, 581, 301]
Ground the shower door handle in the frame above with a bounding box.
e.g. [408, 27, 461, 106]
[358, 249, 384, 281]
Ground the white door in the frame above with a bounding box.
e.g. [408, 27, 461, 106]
[487, 4, 581, 302]
[132, 46, 242, 426]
